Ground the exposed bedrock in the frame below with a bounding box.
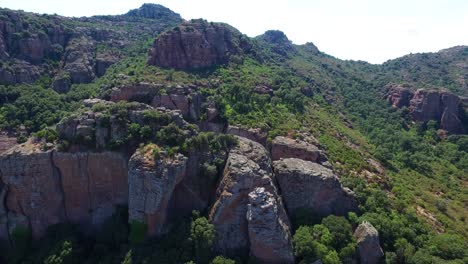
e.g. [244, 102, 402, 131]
[0, 144, 128, 239]
[273, 158, 359, 217]
[209, 137, 294, 261]
[148, 19, 251, 70]
[247, 187, 295, 264]
[128, 146, 187, 236]
[384, 84, 465, 133]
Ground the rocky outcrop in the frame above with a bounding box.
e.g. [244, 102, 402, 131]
[109, 83, 205, 121]
[0, 133, 16, 154]
[209, 137, 293, 259]
[128, 145, 188, 236]
[109, 83, 161, 103]
[227, 126, 267, 147]
[62, 37, 96, 84]
[384, 83, 413, 108]
[0, 143, 127, 239]
[125, 3, 182, 21]
[385, 84, 465, 133]
[52, 151, 128, 228]
[273, 158, 358, 217]
[271, 136, 322, 163]
[354, 221, 384, 264]
[256, 30, 293, 56]
[95, 51, 120, 77]
[148, 19, 251, 70]
[56, 100, 189, 150]
[247, 187, 294, 264]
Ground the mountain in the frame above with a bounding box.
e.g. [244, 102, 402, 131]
[0, 4, 467, 264]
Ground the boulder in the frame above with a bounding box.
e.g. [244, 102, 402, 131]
[273, 158, 358, 217]
[247, 187, 294, 264]
[227, 126, 267, 147]
[209, 137, 291, 258]
[148, 19, 251, 70]
[271, 136, 322, 163]
[128, 145, 188, 236]
[354, 222, 384, 264]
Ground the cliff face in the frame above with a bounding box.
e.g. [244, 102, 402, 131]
[0, 143, 127, 239]
[148, 19, 251, 70]
[385, 84, 465, 133]
[128, 146, 187, 236]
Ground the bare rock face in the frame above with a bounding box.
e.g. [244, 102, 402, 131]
[62, 37, 96, 83]
[385, 84, 465, 133]
[209, 137, 292, 258]
[384, 83, 413, 108]
[95, 51, 120, 77]
[0, 133, 17, 154]
[128, 145, 188, 236]
[354, 221, 384, 264]
[271, 136, 322, 163]
[52, 151, 128, 227]
[247, 187, 294, 264]
[109, 83, 161, 103]
[148, 19, 251, 70]
[227, 126, 267, 147]
[0, 145, 64, 239]
[0, 143, 127, 239]
[273, 158, 358, 217]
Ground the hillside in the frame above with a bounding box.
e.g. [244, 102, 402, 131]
[0, 4, 467, 264]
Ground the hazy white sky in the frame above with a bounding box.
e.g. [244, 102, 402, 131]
[1, 0, 467, 64]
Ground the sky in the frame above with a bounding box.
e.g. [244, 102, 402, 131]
[1, 0, 467, 64]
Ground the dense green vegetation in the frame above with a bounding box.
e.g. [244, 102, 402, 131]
[0, 5, 467, 264]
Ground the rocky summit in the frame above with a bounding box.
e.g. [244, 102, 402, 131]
[0, 3, 466, 264]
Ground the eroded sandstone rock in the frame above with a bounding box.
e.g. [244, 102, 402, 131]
[354, 221, 384, 264]
[247, 187, 294, 264]
[385, 84, 465, 133]
[128, 145, 188, 236]
[271, 136, 322, 163]
[227, 126, 267, 147]
[148, 19, 251, 69]
[209, 137, 291, 258]
[273, 158, 358, 217]
[0, 143, 127, 239]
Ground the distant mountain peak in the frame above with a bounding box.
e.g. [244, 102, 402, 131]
[125, 3, 181, 20]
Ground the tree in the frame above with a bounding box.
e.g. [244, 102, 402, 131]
[321, 216, 353, 250]
[189, 213, 215, 263]
[293, 226, 314, 262]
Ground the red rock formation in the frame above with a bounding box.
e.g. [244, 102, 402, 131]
[384, 83, 413, 108]
[227, 126, 267, 146]
[0, 143, 128, 239]
[354, 221, 384, 264]
[271, 136, 322, 163]
[273, 158, 359, 217]
[148, 19, 250, 70]
[128, 145, 187, 236]
[209, 137, 294, 259]
[385, 84, 465, 133]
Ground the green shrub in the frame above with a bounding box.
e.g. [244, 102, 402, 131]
[129, 220, 147, 245]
